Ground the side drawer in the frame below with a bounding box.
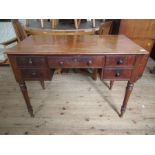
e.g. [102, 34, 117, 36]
[47, 56, 104, 68]
[20, 68, 53, 80]
[102, 68, 133, 80]
[105, 55, 136, 67]
[16, 56, 46, 67]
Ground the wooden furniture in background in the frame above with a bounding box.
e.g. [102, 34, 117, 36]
[92, 19, 96, 28]
[26, 19, 29, 26]
[0, 19, 27, 65]
[26, 19, 97, 29]
[45, 19, 81, 29]
[74, 19, 81, 29]
[97, 21, 112, 35]
[51, 19, 59, 29]
[12, 19, 28, 42]
[51, 19, 83, 29]
[0, 37, 17, 64]
[40, 19, 81, 29]
[92, 21, 113, 82]
[40, 19, 44, 28]
[105, 19, 121, 34]
[119, 19, 155, 53]
[78, 19, 98, 29]
[119, 19, 155, 75]
[27, 19, 57, 29]
[25, 27, 96, 36]
[7, 35, 149, 118]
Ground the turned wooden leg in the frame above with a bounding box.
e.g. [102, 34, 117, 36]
[74, 19, 78, 29]
[19, 82, 34, 117]
[26, 19, 29, 26]
[120, 81, 134, 117]
[92, 69, 98, 80]
[77, 19, 81, 28]
[52, 19, 56, 29]
[40, 19, 44, 28]
[109, 81, 114, 90]
[92, 19, 96, 28]
[40, 80, 45, 89]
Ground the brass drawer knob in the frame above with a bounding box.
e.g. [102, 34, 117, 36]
[87, 60, 92, 65]
[117, 59, 123, 65]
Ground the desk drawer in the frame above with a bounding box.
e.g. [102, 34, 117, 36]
[105, 55, 136, 67]
[20, 68, 52, 80]
[47, 56, 104, 68]
[16, 56, 46, 67]
[102, 68, 132, 80]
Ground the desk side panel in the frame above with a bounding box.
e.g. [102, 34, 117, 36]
[130, 54, 149, 82]
[8, 55, 23, 82]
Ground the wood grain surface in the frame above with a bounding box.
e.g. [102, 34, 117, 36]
[6, 35, 148, 55]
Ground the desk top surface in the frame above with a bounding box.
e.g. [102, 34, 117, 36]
[7, 35, 148, 55]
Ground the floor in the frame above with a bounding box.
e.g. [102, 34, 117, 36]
[0, 59, 155, 135]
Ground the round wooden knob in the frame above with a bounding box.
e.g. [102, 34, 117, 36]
[117, 59, 123, 65]
[31, 72, 36, 76]
[59, 61, 64, 66]
[74, 58, 78, 62]
[115, 71, 121, 77]
[147, 42, 151, 46]
[28, 58, 33, 64]
[87, 60, 92, 65]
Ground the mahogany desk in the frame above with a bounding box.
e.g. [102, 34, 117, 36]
[7, 35, 149, 117]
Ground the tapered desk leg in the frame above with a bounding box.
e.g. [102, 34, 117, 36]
[120, 81, 134, 117]
[40, 19, 44, 28]
[109, 81, 114, 90]
[19, 82, 34, 117]
[40, 80, 45, 89]
[92, 69, 98, 80]
[92, 19, 96, 28]
[74, 19, 78, 29]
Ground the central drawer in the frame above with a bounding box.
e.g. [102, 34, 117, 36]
[47, 56, 104, 68]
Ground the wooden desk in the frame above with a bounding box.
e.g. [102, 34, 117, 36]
[7, 35, 149, 117]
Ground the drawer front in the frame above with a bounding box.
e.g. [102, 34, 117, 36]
[105, 55, 136, 67]
[20, 68, 51, 80]
[47, 56, 104, 68]
[102, 69, 132, 80]
[16, 56, 46, 67]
